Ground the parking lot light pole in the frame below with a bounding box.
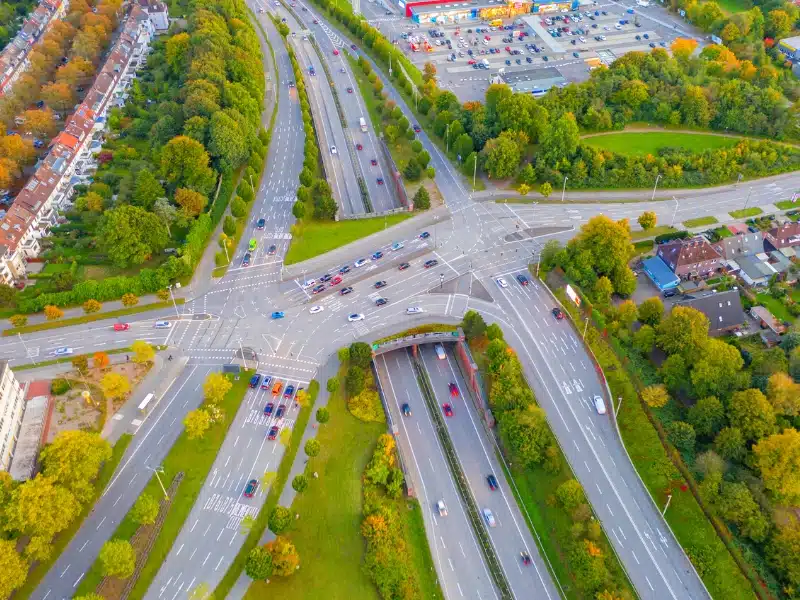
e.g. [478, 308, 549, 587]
[561, 175, 568, 202]
[651, 173, 661, 200]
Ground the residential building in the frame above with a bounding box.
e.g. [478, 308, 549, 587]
[712, 231, 764, 261]
[738, 251, 794, 287]
[751, 305, 787, 335]
[764, 222, 800, 250]
[137, 0, 170, 31]
[675, 289, 745, 335]
[642, 256, 680, 291]
[657, 236, 723, 280]
[0, 361, 26, 472]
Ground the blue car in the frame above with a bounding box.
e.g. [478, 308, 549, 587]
[372, 251, 383, 260]
[249, 374, 262, 388]
[419, 231, 430, 239]
[260, 375, 273, 390]
[271, 311, 285, 319]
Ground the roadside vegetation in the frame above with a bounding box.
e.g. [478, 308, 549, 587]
[542, 213, 800, 599]
[583, 131, 740, 156]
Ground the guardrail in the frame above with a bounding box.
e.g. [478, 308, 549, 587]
[339, 206, 407, 220]
[370, 330, 462, 355]
[409, 348, 512, 600]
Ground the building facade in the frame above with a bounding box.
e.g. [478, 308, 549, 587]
[657, 236, 723, 280]
[0, 361, 26, 472]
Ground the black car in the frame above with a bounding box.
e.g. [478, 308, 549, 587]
[341, 286, 354, 295]
[552, 307, 564, 320]
[487, 474, 499, 490]
[339, 265, 351, 274]
[516, 274, 529, 286]
[257, 218, 265, 229]
[268, 244, 277, 255]
[663, 289, 677, 298]
[242, 253, 251, 266]
[375, 298, 388, 306]
[398, 262, 410, 270]
[320, 273, 333, 282]
[374, 281, 387, 289]
[424, 259, 438, 268]
[312, 284, 325, 294]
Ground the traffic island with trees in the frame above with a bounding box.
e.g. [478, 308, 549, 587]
[461, 311, 635, 599]
[542, 215, 800, 599]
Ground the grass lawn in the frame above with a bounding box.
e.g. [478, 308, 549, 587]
[631, 225, 676, 240]
[712, 226, 734, 238]
[75, 373, 253, 599]
[3, 299, 186, 336]
[729, 207, 763, 219]
[717, 0, 751, 13]
[775, 200, 799, 210]
[583, 132, 740, 156]
[683, 216, 718, 228]
[755, 293, 794, 323]
[285, 213, 413, 265]
[632, 240, 654, 257]
[16, 435, 133, 600]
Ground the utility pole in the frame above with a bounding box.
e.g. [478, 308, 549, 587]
[651, 173, 661, 201]
[167, 284, 180, 318]
[662, 493, 673, 516]
[445, 123, 450, 154]
[472, 155, 477, 193]
[561, 175, 568, 202]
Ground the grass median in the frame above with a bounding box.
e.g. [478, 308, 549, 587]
[729, 207, 763, 219]
[683, 216, 718, 228]
[75, 372, 253, 598]
[3, 299, 186, 336]
[16, 434, 133, 599]
[775, 200, 798, 210]
[13, 346, 136, 371]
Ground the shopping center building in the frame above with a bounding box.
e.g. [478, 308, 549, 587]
[403, 0, 579, 24]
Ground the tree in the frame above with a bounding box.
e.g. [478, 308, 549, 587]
[422, 61, 437, 83]
[729, 389, 775, 442]
[641, 384, 669, 408]
[99, 205, 168, 268]
[93, 351, 109, 370]
[72, 354, 89, 374]
[716, 480, 769, 542]
[266, 536, 300, 577]
[768, 521, 800, 591]
[660, 354, 688, 394]
[482, 130, 524, 179]
[130, 493, 159, 525]
[753, 428, 800, 505]
[83, 299, 101, 314]
[304, 438, 320, 457]
[9, 315, 27, 327]
[326, 377, 339, 394]
[204, 372, 232, 403]
[153, 198, 178, 237]
[412, 185, 431, 210]
[0, 540, 27, 600]
[349, 342, 372, 369]
[556, 479, 586, 510]
[294, 388, 310, 408]
[767, 372, 800, 416]
[638, 211, 657, 230]
[501, 406, 554, 468]
[174, 187, 208, 218]
[245, 546, 273, 580]
[462, 310, 487, 339]
[160, 136, 216, 194]
[269, 506, 292, 534]
[121, 293, 139, 307]
[540, 112, 580, 166]
[292, 474, 308, 493]
[690, 338, 745, 398]
[131, 340, 155, 363]
[667, 421, 696, 452]
[715, 427, 745, 461]
[540, 182, 552, 198]
[44, 305, 64, 321]
[563, 216, 634, 295]
[39, 430, 111, 505]
[638, 297, 664, 326]
[671, 37, 698, 61]
[184, 409, 212, 440]
[22, 109, 57, 138]
[231, 197, 247, 218]
[316, 407, 330, 424]
[766, 9, 792, 38]
[99, 539, 136, 579]
[593, 276, 614, 307]
[688, 396, 726, 438]
[656, 306, 709, 363]
[292, 201, 305, 219]
[345, 366, 366, 397]
[100, 373, 131, 401]
[41, 81, 75, 112]
[633, 324, 655, 354]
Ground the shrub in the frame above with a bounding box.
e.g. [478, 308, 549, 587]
[304, 438, 320, 457]
[292, 474, 308, 493]
[269, 506, 292, 534]
[51, 378, 70, 395]
[223, 215, 237, 236]
[83, 299, 102, 314]
[9, 314, 27, 327]
[121, 293, 139, 307]
[316, 406, 330, 423]
[348, 387, 384, 422]
[231, 198, 247, 218]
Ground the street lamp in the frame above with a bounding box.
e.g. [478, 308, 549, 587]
[147, 465, 169, 501]
[440, 273, 444, 289]
[651, 173, 661, 201]
[736, 173, 743, 186]
[18, 332, 36, 366]
[583, 317, 589, 339]
[561, 175, 568, 202]
[743, 187, 753, 211]
[670, 196, 679, 227]
[167, 284, 180, 318]
[662, 493, 673, 516]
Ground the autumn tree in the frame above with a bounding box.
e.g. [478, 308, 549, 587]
[637, 211, 657, 230]
[99, 539, 136, 579]
[41, 82, 75, 113]
[555, 479, 586, 510]
[101, 372, 131, 401]
[203, 372, 232, 404]
[422, 61, 437, 83]
[245, 545, 273, 580]
[728, 389, 775, 442]
[641, 384, 669, 408]
[131, 340, 155, 363]
[130, 493, 159, 525]
[40, 430, 111, 503]
[753, 428, 800, 506]
[9, 315, 27, 328]
[44, 305, 64, 320]
[22, 109, 57, 138]
[121, 293, 139, 307]
[0, 539, 28, 599]
[266, 536, 300, 577]
[269, 506, 292, 534]
[93, 351, 110, 369]
[671, 37, 698, 61]
[656, 306, 709, 363]
[83, 299, 101, 314]
[766, 372, 800, 416]
[72, 354, 89, 374]
[174, 187, 208, 218]
[184, 409, 211, 440]
[690, 338, 745, 398]
[56, 56, 95, 87]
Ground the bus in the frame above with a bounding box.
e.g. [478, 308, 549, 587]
[138, 393, 155, 414]
[359, 117, 367, 133]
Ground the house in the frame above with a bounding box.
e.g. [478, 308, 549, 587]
[642, 256, 680, 291]
[738, 251, 794, 287]
[136, 0, 170, 31]
[0, 361, 26, 473]
[765, 222, 800, 250]
[751, 306, 787, 335]
[713, 232, 764, 261]
[657, 236, 723, 280]
[675, 289, 745, 335]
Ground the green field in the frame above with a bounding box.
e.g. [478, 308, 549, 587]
[584, 132, 740, 156]
[683, 216, 719, 228]
[285, 214, 413, 265]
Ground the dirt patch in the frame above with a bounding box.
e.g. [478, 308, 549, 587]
[405, 179, 444, 208]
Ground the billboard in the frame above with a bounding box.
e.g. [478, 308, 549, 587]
[565, 284, 581, 306]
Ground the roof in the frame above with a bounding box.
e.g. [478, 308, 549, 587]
[766, 222, 800, 244]
[642, 256, 680, 289]
[713, 231, 763, 260]
[54, 131, 80, 150]
[8, 394, 48, 481]
[751, 305, 786, 332]
[780, 35, 800, 51]
[727, 223, 749, 235]
[676, 290, 745, 332]
[658, 236, 722, 268]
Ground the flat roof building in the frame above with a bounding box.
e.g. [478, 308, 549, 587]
[642, 255, 680, 291]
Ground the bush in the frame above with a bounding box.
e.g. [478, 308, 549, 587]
[83, 299, 102, 314]
[223, 215, 237, 236]
[231, 198, 247, 218]
[556, 479, 586, 511]
[121, 293, 139, 307]
[412, 185, 430, 210]
[292, 474, 308, 493]
[268, 506, 291, 534]
[667, 421, 696, 452]
[304, 438, 320, 457]
[51, 378, 70, 395]
[345, 366, 366, 397]
[9, 314, 27, 327]
[348, 387, 384, 422]
[316, 406, 330, 423]
[326, 377, 339, 393]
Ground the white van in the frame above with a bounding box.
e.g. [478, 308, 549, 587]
[435, 344, 446, 360]
[154, 320, 171, 329]
[594, 395, 607, 414]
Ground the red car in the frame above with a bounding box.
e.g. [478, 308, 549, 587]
[449, 382, 459, 397]
[505, 46, 511, 52]
[268, 426, 279, 440]
[370, 158, 377, 166]
[347, 87, 353, 93]
[113, 323, 130, 331]
[468, 59, 476, 64]
[413, 125, 421, 133]
[333, 49, 339, 55]
[356, 143, 363, 150]
[330, 275, 343, 286]
[442, 403, 454, 417]
[552, 307, 564, 320]
[377, 177, 384, 185]
[243, 479, 258, 497]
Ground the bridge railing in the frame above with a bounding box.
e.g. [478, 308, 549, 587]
[370, 329, 463, 355]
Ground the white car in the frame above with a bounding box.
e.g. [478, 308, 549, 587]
[483, 508, 497, 527]
[437, 499, 448, 516]
[348, 313, 365, 322]
[53, 347, 74, 356]
[302, 279, 317, 289]
[330, 145, 337, 154]
[154, 321, 171, 329]
[406, 306, 424, 314]
[496, 277, 508, 288]
[354, 258, 368, 268]
[309, 305, 324, 314]
[391, 241, 404, 251]
[594, 395, 607, 415]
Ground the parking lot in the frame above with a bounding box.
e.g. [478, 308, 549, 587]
[371, 0, 702, 102]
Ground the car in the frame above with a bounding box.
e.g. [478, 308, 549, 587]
[435, 344, 446, 360]
[487, 474, 499, 490]
[312, 284, 325, 294]
[333, 49, 339, 55]
[521, 551, 532, 565]
[356, 143, 363, 150]
[271, 311, 285, 319]
[399, 262, 410, 270]
[310, 305, 324, 314]
[377, 177, 384, 185]
[330, 145, 337, 154]
[249, 238, 257, 252]
[542, 55, 549, 61]
[594, 395, 607, 414]
[268, 425, 279, 440]
[437, 499, 448, 516]
[391, 241, 404, 251]
[649, 42, 656, 48]
[402, 403, 412, 416]
[449, 382, 459, 397]
[113, 323, 130, 331]
[341, 286, 354, 295]
[407, 306, 424, 314]
[662, 289, 677, 298]
[346, 87, 353, 93]
[242, 253, 251, 267]
[351, 44, 357, 50]
[413, 125, 421, 133]
[288, 81, 295, 87]
[354, 258, 368, 267]
[374, 280, 387, 289]
[243, 479, 259, 497]
[573, 51, 579, 57]
[635, 34, 641, 40]
[319, 273, 333, 283]
[505, 59, 511, 65]
[483, 508, 496, 527]
[260, 376, 273, 390]
[339, 265, 351, 274]
[442, 403, 454, 417]
[370, 158, 377, 166]
[154, 320, 171, 329]
[375, 297, 388, 306]
[372, 251, 384, 260]
[516, 274, 529, 286]
[330, 275, 343, 286]
[276, 403, 286, 418]
[526, 56, 532, 63]
[264, 402, 274, 415]
[468, 59, 476, 65]
[496, 277, 508, 288]
[313, 18, 318, 23]
[348, 313, 365, 322]
[266, 244, 277, 255]
[257, 218, 266, 229]
[424, 259, 438, 268]
[249, 374, 262, 388]
[643, 33, 649, 39]
[551, 307, 564, 320]
[284, 385, 295, 399]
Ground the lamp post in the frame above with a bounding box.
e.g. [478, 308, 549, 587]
[239, 339, 248, 370]
[743, 187, 753, 211]
[167, 284, 180, 318]
[651, 173, 661, 201]
[662, 493, 673, 516]
[561, 175, 568, 202]
[445, 123, 450, 154]
[670, 196, 679, 227]
[472, 155, 477, 193]
[583, 317, 589, 339]
[147, 466, 169, 501]
[18, 332, 36, 365]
